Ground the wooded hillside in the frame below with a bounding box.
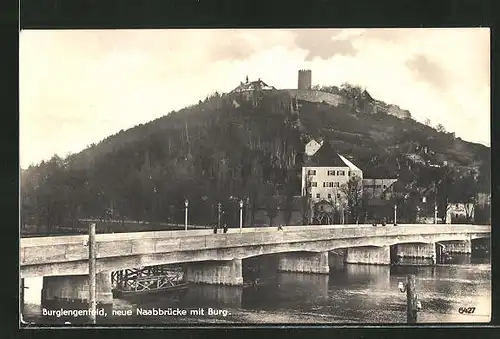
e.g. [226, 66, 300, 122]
[20, 84, 490, 229]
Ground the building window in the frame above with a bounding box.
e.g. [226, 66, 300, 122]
[337, 170, 345, 176]
[316, 193, 320, 199]
[308, 193, 312, 198]
[334, 182, 340, 187]
[308, 169, 316, 175]
[383, 185, 387, 189]
[337, 193, 341, 199]
[311, 182, 317, 187]
[328, 193, 332, 199]
[327, 170, 335, 175]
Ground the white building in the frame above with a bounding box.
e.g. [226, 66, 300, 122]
[301, 140, 363, 204]
[362, 178, 398, 200]
[446, 203, 475, 223]
[304, 139, 323, 156]
[231, 77, 276, 93]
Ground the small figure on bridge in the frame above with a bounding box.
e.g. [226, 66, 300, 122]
[223, 223, 228, 233]
[213, 224, 218, 234]
[277, 225, 283, 231]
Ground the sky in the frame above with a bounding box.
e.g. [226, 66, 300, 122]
[19, 28, 490, 169]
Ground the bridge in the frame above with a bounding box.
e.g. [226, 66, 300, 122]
[20, 224, 490, 307]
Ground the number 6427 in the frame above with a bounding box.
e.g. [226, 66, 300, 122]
[458, 307, 475, 314]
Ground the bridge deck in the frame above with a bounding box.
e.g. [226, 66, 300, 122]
[19, 224, 490, 278]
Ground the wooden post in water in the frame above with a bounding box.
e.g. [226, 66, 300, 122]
[88, 223, 97, 324]
[20, 278, 25, 316]
[406, 274, 418, 324]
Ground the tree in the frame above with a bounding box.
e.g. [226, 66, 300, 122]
[435, 123, 446, 133]
[340, 82, 363, 99]
[300, 173, 313, 225]
[340, 175, 363, 223]
[282, 173, 296, 225]
[260, 181, 278, 226]
[265, 196, 279, 227]
[340, 83, 364, 114]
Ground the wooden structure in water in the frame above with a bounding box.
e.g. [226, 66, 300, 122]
[111, 265, 188, 297]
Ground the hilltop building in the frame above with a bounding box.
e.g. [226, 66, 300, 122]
[229, 69, 412, 123]
[231, 77, 276, 93]
[298, 69, 312, 90]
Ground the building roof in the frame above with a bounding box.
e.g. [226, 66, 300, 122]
[305, 141, 362, 170]
[360, 89, 374, 101]
[338, 154, 362, 172]
[231, 78, 276, 93]
[306, 141, 346, 167]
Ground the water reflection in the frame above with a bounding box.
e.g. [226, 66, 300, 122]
[344, 264, 391, 288]
[184, 284, 242, 309]
[22, 254, 490, 324]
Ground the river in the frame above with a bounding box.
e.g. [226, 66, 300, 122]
[22, 253, 490, 325]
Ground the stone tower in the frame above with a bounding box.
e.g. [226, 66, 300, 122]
[298, 69, 312, 90]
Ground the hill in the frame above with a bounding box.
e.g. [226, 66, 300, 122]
[20, 84, 490, 229]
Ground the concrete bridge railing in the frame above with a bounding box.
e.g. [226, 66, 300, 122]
[21, 225, 490, 269]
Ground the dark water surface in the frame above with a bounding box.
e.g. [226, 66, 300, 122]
[23, 254, 490, 325]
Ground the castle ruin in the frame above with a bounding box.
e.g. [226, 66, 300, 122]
[298, 69, 312, 90]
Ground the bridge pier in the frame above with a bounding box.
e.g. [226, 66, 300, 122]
[278, 251, 329, 274]
[41, 272, 113, 306]
[395, 243, 436, 265]
[184, 259, 244, 286]
[345, 246, 391, 265]
[439, 240, 471, 254]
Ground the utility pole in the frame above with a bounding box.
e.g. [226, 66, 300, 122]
[239, 200, 243, 233]
[217, 202, 222, 229]
[398, 274, 419, 324]
[434, 181, 438, 224]
[184, 199, 189, 231]
[394, 204, 397, 225]
[88, 223, 96, 324]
